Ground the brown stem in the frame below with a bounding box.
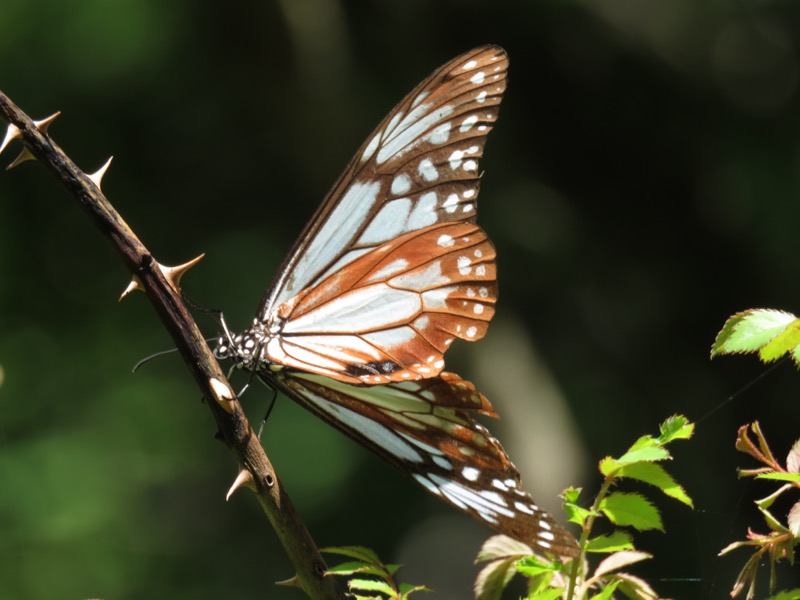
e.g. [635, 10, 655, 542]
[0, 90, 344, 600]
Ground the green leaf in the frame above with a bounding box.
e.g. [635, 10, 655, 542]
[760, 319, 800, 363]
[767, 588, 800, 600]
[399, 582, 431, 598]
[563, 486, 582, 504]
[756, 473, 800, 483]
[326, 561, 385, 577]
[323, 546, 382, 565]
[599, 492, 663, 531]
[349, 578, 395, 595]
[475, 558, 518, 600]
[516, 555, 556, 577]
[564, 501, 591, 526]
[712, 309, 797, 357]
[614, 462, 693, 507]
[615, 446, 670, 465]
[563, 487, 590, 526]
[590, 580, 620, 600]
[656, 415, 694, 443]
[586, 531, 634, 553]
[527, 588, 565, 600]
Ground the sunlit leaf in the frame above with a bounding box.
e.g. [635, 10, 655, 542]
[657, 415, 693, 443]
[712, 309, 796, 357]
[527, 588, 564, 600]
[594, 550, 652, 576]
[614, 462, 693, 507]
[756, 473, 800, 483]
[586, 531, 634, 553]
[767, 588, 800, 600]
[590, 580, 620, 600]
[599, 492, 663, 531]
[759, 319, 800, 363]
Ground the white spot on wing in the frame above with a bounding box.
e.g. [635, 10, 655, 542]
[448, 150, 464, 169]
[460, 115, 478, 133]
[470, 72, 486, 84]
[466, 326, 478, 338]
[457, 256, 472, 275]
[413, 473, 442, 496]
[418, 158, 439, 182]
[437, 234, 454, 247]
[462, 466, 480, 481]
[391, 174, 412, 195]
[427, 121, 451, 144]
[463, 59, 477, 69]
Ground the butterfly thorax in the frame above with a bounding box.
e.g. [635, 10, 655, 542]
[214, 319, 283, 374]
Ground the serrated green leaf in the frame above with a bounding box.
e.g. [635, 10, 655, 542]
[756, 472, 800, 483]
[475, 558, 517, 600]
[766, 587, 800, 600]
[590, 580, 620, 600]
[326, 562, 385, 577]
[516, 555, 556, 577]
[564, 501, 591, 526]
[586, 531, 634, 553]
[712, 309, 797, 356]
[563, 486, 582, 504]
[616, 446, 670, 465]
[527, 588, 565, 600]
[760, 319, 800, 363]
[599, 492, 663, 531]
[626, 435, 657, 452]
[615, 462, 693, 507]
[349, 578, 395, 595]
[599, 456, 621, 476]
[657, 415, 693, 443]
[398, 582, 430, 597]
[323, 546, 382, 565]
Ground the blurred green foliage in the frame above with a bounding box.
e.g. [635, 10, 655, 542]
[3, 1, 800, 598]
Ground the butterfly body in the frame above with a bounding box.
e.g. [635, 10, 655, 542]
[215, 46, 579, 558]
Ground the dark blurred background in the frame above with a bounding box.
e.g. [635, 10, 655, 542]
[3, 1, 800, 598]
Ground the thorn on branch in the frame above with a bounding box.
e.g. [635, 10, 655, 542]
[227, 469, 255, 500]
[89, 156, 113, 189]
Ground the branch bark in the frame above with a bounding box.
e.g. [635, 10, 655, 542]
[0, 90, 345, 600]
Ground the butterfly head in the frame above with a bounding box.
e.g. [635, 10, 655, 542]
[213, 325, 266, 371]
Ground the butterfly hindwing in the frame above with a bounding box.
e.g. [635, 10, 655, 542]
[274, 370, 579, 557]
[256, 46, 508, 383]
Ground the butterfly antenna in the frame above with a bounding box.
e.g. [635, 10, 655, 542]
[132, 347, 180, 372]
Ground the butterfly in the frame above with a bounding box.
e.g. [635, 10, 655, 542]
[215, 45, 579, 558]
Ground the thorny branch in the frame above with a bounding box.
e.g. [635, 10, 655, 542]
[0, 90, 344, 600]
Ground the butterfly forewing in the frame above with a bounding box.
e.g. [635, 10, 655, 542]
[258, 46, 508, 383]
[274, 370, 579, 557]
[264, 221, 497, 384]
